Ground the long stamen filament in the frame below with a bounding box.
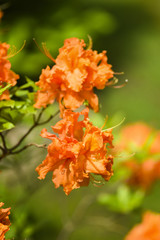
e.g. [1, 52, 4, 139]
[5, 40, 26, 59]
[102, 117, 125, 132]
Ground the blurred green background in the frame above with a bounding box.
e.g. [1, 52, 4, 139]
[0, 0, 160, 239]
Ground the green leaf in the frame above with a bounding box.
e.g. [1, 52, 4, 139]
[20, 76, 38, 91]
[15, 89, 29, 97]
[0, 110, 13, 122]
[0, 84, 11, 95]
[19, 105, 36, 114]
[0, 100, 15, 109]
[0, 117, 7, 123]
[27, 92, 36, 103]
[14, 101, 25, 109]
[97, 185, 144, 214]
[0, 122, 15, 132]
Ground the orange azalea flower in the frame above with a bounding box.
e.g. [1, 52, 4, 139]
[117, 123, 160, 190]
[125, 211, 160, 240]
[34, 37, 114, 114]
[36, 108, 114, 195]
[125, 159, 160, 190]
[0, 202, 11, 240]
[0, 42, 19, 100]
[119, 122, 160, 154]
[119, 122, 153, 150]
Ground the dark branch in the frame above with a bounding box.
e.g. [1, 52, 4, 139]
[36, 108, 45, 122]
[0, 146, 4, 152]
[11, 143, 47, 154]
[0, 133, 7, 150]
[9, 123, 37, 151]
[38, 109, 60, 125]
[0, 109, 60, 160]
[9, 109, 59, 151]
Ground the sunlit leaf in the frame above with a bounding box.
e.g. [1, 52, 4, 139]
[0, 122, 15, 132]
[0, 100, 15, 108]
[97, 185, 144, 213]
[15, 89, 29, 97]
[20, 76, 38, 91]
[0, 84, 11, 95]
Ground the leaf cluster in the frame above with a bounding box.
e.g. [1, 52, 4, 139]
[0, 77, 37, 132]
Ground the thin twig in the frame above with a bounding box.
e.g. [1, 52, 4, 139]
[9, 124, 37, 151]
[9, 109, 59, 151]
[0, 146, 4, 152]
[38, 109, 60, 125]
[0, 109, 60, 160]
[11, 143, 47, 154]
[0, 132, 7, 150]
[35, 108, 45, 123]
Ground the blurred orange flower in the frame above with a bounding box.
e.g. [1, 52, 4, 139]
[150, 131, 160, 154]
[117, 122, 160, 190]
[125, 159, 160, 190]
[0, 202, 11, 240]
[125, 211, 160, 240]
[34, 37, 114, 114]
[0, 42, 19, 100]
[36, 108, 114, 195]
[119, 122, 152, 149]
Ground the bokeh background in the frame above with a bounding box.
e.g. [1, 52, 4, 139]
[0, 0, 160, 239]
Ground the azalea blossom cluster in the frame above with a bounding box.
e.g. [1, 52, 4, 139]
[0, 37, 115, 196]
[36, 108, 114, 195]
[34, 37, 114, 114]
[0, 202, 11, 240]
[118, 122, 160, 190]
[34, 38, 115, 194]
[0, 42, 19, 100]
